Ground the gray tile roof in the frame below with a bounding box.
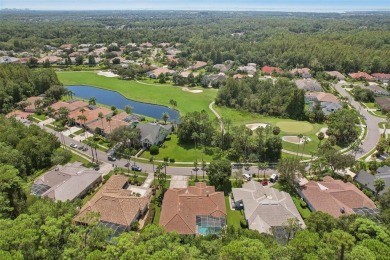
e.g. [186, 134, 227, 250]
[355, 168, 390, 195]
[232, 181, 305, 234]
[32, 162, 102, 202]
[295, 79, 322, 92]
[137, 123, 171, 145]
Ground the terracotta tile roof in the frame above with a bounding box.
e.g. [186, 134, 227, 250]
[24, 96, 45, 111]
[160, 182, 226, 234]
[74, 175, 151, 227]
[59, 44, 73, 50]
[349, 71, 374, 80]
[50, 100, 88, 112]
[68, 105, 112, 124]
[38, 55, 63, 64]
[372, 73, 390, 80]
[262, 65, 283, 75]
[301, 176, 376, 218]
[191, 61, 207, 70]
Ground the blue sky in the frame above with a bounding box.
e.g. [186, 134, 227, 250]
[1, 0, 389, 12]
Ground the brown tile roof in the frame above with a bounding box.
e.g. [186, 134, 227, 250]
[372, 73, 390, 80]
[301, 176, 376, 218]
[262, 65, 283, 75]
[24, 96, 45, 111]
[375, 97, 390, 112]
[325, 71, 345, 80]
[38, 55, 63, 64]
[191, 61, 207, 70]
[233, 74, 246, 80]
[68, 106, 112, 124]
[349, 71, 374, 80]
[307, 92, 340, 103]
[50, 100, 88, 112]
[74, 175, 151, 227]
[59, 44, 73, 50]
[159, 182, 226, 234]
[87, 116, 129, 134]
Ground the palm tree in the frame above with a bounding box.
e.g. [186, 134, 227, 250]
[296, 134, 303, 158]
[374, 179, 385, 200]
[106, 115, 112, 133]
[162, 112, 169, 124]
[258, 162, 269, 179]
[46, 106, 55, 118]
[317, 132, 325, 147]
[89, 96, 96, 105]
[301, 137, 309, 160]
[124, 105, 133, 115]
[193, 161, 199, 181]
[98, 112, 104, 134]
[86, 140, 95, 163]
[79, 107, 86, 114]
[201, 160, 207, 180]
[191, 132, 199, 163]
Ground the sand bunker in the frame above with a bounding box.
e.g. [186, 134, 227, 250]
[182, 87, 203, 93]
[316, 128, 329, 138]
[282, 136, 312, 144]
[246, 123, 270, 131]
[97, 71, 119, 77]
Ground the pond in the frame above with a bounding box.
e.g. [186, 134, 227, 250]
[65, 85, 180, 122]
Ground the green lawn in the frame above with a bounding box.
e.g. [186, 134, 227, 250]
[140, 134, 214, 162]
[364, 102, 377, 109]
[33, 113, 47, 121]
[225, 196, 245, 229]
[57, 71, 218, 117]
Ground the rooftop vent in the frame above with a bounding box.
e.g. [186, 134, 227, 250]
[340, 207, 345, 214]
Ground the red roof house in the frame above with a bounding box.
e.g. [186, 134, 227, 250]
[262, 65, 283, 75]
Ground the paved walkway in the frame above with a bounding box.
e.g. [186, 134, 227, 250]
[169, 175, 189, 188]
[142, 173, 154, 188]
[209, 101, 225, 133]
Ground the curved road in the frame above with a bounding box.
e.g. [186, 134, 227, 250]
[334, 81, 384, 159]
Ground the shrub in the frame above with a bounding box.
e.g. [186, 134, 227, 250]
[165, 135, 171, 141]
[169, 158, 175, 163]
[150, 145, 159, 155]
[240, 219, 248, 228]
[163, 157, 169, 162]
[143, 204, 156, 226]
[300, 200, 307, 208]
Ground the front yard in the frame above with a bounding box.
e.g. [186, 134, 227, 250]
[141, 134, 214, 162]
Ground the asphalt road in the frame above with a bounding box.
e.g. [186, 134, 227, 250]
[43, 125, 278, 177]
[334, 81, 384, 159]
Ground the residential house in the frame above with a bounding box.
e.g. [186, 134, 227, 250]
[0, 56, 19, 64]
[205, 73, 227, 87]
[31, 162, 102, 202]
[289, 68, 311, 79]
[295, 79, 322, 92]
[262, 65, 283, 75]
[233, 74, 246, 80]
[166, 47, 181, 56]
[140, 42, 153, 48]
[38, 55, 63, 64]
[237, 63, 257, 76]
[87, 112, 141, 135]
[356, 166, 390, 195]
[137, 123, 173, 148]
[146, 67, 175, 79]
[160, 182, 227, 235]
[364, 84, 389, 96]
[299, 176, 376, 218]
[180, 71, 199, 78]
[50, 100, 89, 113]
[306, 92, 342, 115]
[68, 105, 112, 126]
[372, 73, 390, 84]
[74, 175, 151, 236]
[191, 61, 208, 70]
[349, 71, 374, 81]
[159, 42, 170, 48]
[59, 44, 73, 51]
[325, 71, 345, 81]
[232, 181, 305, 236]
[213, 60, 234, 73]
[374, 97, 390, 112]
[22, 96, 45, 112]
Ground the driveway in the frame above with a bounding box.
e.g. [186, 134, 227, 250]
[334, 81, 384, 159]
[169, 175, 189, 188]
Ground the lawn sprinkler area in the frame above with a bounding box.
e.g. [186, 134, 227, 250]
[282, 136, 312, 144]
[276, 121, 313, 134]
[245, 123, 270, 131]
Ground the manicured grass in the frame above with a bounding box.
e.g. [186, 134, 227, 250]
[364, 102, 377, 109]
[276, 121, 313, 134]
[57, 71, 218, 117]
[225, 196, 245, 229]
[140, 134, 214, 162]
[73, 128, 85, 135]
[33, 113, 47, 121]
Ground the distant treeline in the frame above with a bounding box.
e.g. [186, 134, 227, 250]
[0, 11, 389, 73]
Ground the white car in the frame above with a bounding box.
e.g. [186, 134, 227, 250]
[70, 143, 78, 148]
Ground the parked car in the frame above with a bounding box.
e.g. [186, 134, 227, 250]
[78, 145, 84, 150]
[242, 173, 252, 181]
[269, 173, 278, 183]
[70, 143, 78, 148]
[108, 155, 116, 161]
[260, 179, 268, 186]
[82, 147, 88, 151]
[131, 165, 142, 172]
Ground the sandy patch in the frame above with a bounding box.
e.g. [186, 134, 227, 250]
[246, 123, 270, 131]
[316, 127, 329, 138]
[282, 136, 312, 144]
[97, 71, 119, 78]
[182, 87, 203, 93]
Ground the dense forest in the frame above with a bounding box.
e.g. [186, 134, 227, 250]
[216, 77, 306, 120]
[0, 10, 389, 73]
[0, 64, 62, 113]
